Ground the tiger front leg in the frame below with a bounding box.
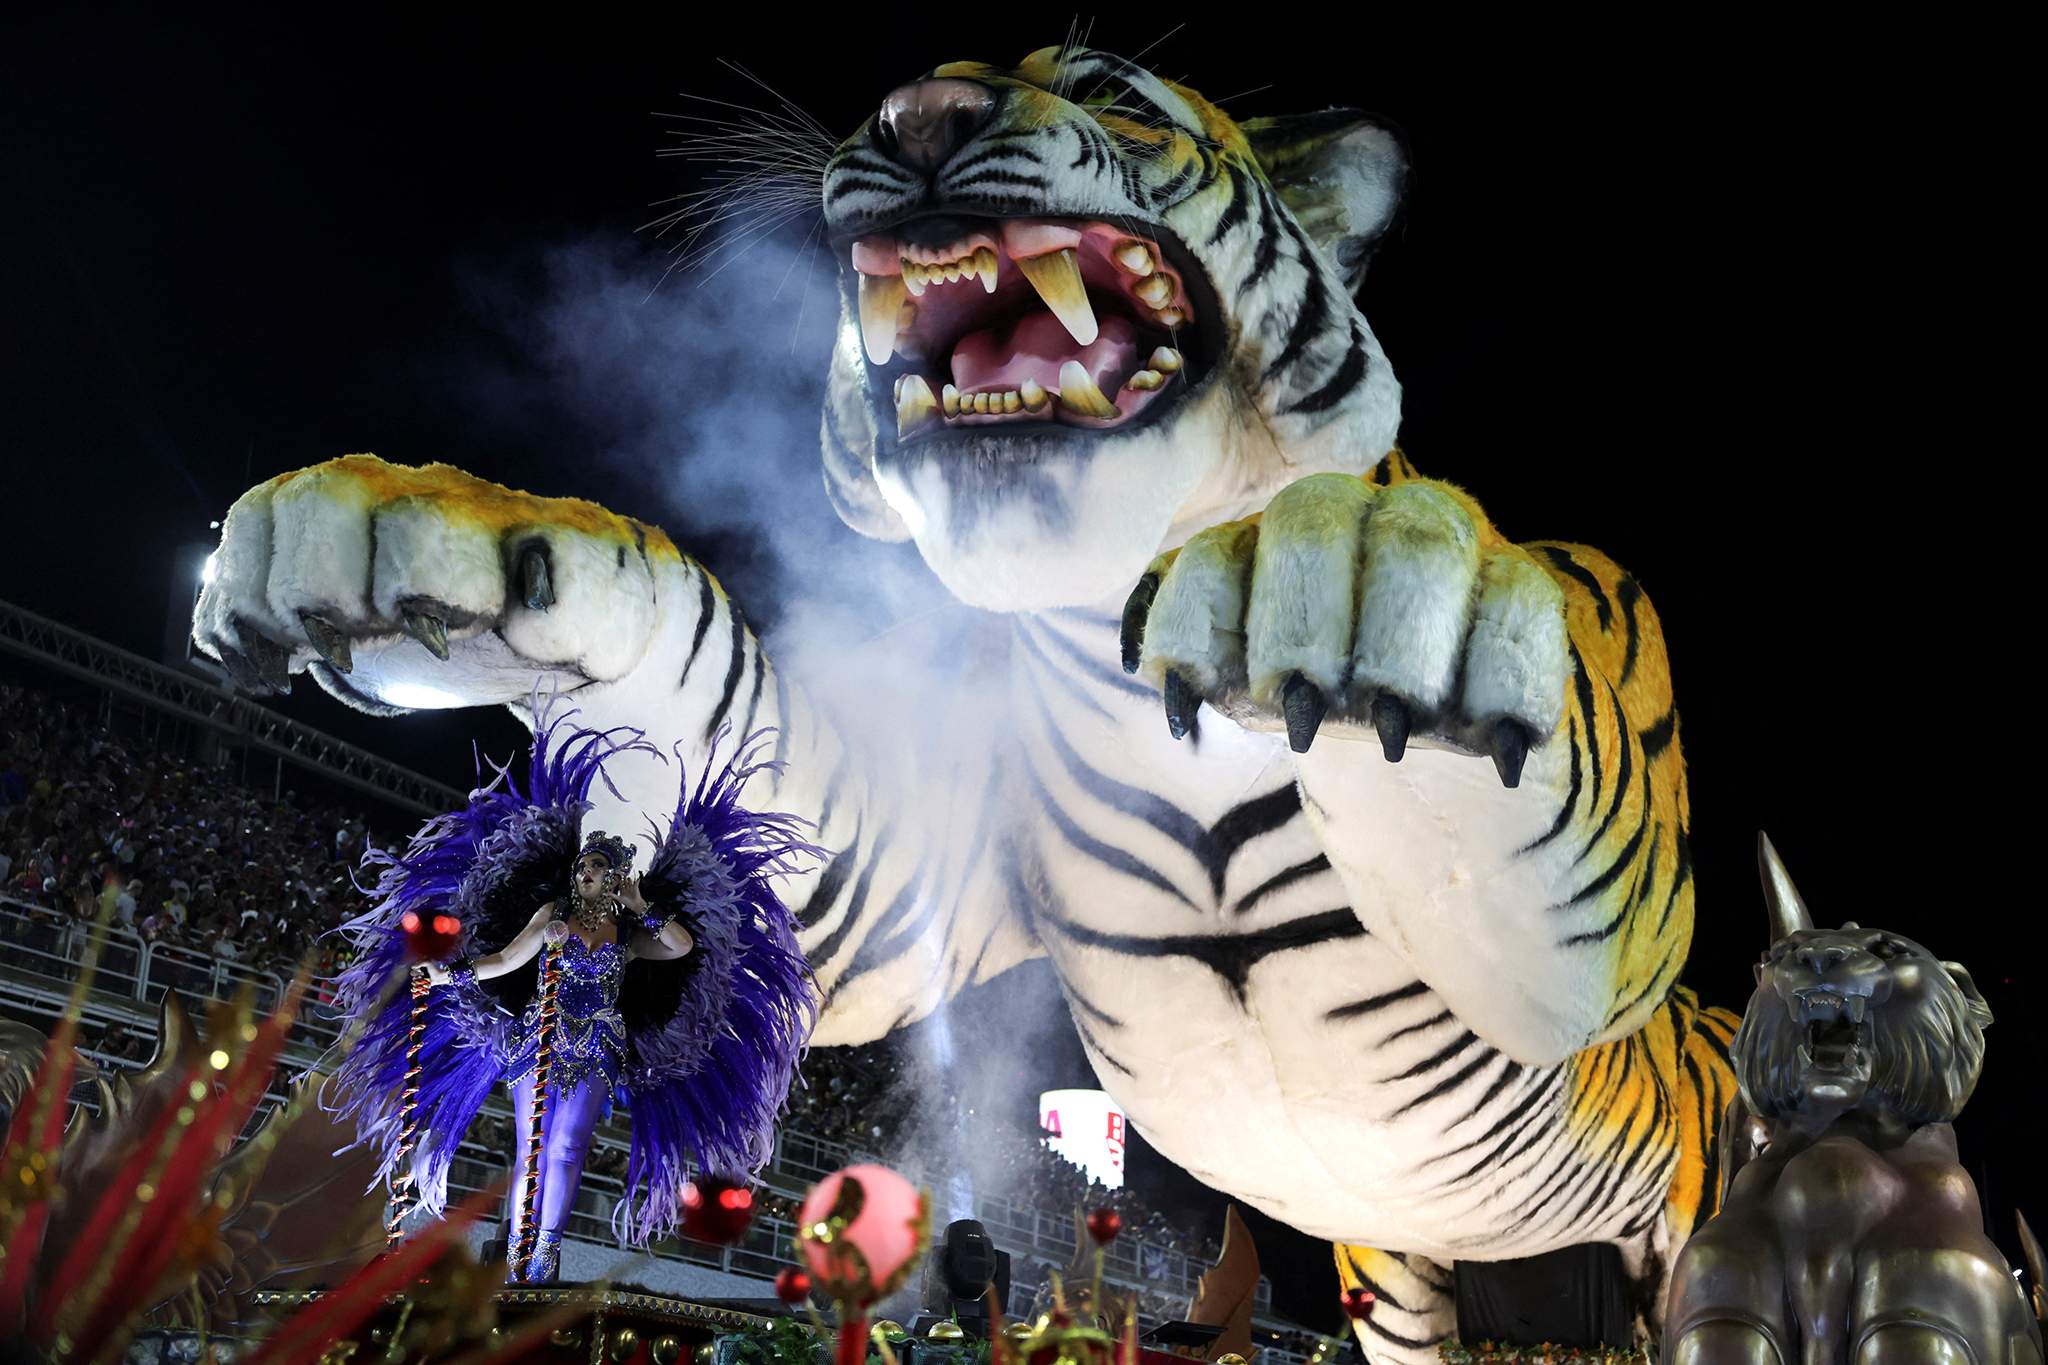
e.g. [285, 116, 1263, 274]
[191, 454, 763, 817]
[1122, 468, 1692, 1065]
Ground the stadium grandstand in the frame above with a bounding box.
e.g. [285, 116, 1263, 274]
[0, 597, 1328, 1361]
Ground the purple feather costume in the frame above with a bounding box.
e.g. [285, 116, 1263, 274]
[324, 710, 820, 1278]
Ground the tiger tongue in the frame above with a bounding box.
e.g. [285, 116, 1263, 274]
[950, 310, 1138, 398]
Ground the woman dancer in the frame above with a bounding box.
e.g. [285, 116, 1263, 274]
[326, 714, 818, 1282]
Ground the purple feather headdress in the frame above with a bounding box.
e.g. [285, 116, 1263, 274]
[322, 701, 821, 1244]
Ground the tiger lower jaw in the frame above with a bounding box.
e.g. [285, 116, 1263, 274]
[873, 383, 1233, 612]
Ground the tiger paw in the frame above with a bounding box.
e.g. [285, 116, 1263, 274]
[192, 454, 683, 713]
[1120, 471, 1569, 784]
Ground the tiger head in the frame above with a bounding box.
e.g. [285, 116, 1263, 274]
[818, 47, 1407, 610]
[1731, 835, 1993, 1133]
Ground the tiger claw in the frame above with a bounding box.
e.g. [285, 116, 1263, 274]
[1120, 571, 1160, 675]
[215, 642, 270, 696]
[1372, 695, 1411, 763]
[401, 606, 450, 660]
[1163, 668, 1199, 741]
[1281, 672, 1325, 754]
[1489, 718, 1531, 789]
[298, 611, 353, 675]
[239, 627, 294, 693]
[520, 544, 554, 612]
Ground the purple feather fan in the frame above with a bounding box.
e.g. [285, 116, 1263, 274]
[322, 701, 821, 1245]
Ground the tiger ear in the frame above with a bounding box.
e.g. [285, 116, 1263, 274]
[1941, 961, 1994, 1030]
[1241, 109, 1407, 292]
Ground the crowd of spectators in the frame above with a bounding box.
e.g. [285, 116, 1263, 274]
[0, 679, 1237, 1294]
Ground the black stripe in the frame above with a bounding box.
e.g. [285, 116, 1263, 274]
[703, 601, 748, 742]
[1653, 836, 1693, 939]
[1201, 784, 1306, 899]
[1519, 716, 1584, 854]
[1616, 577, 1642, 683]
[1429, 1067, 1561, 1183]
[943, 145, 1043, 180]
[797, 834, 861, 929]
[955, 169, 1050, 193]
[1386, 1008, 1455, 1044]
[810, 826, 894, 976]
[1263, 256, 1331, 385]
[1030, 769, 1198, 909]
[1286, 324, 1367, 416]
[1072, 1010, 1135, 1076]
[1640, 704, 1677, 759]
[1239, 180, 1283, 296]
[1230, 853, 1331, 916]
[772, 665, 791, 770]
[825, 175, 910, 205]
[1570, 641, 1603, 814]
[1206, 164, 1252, 247]
[1326, 979, 1429, 1021]
[1022, 618, 1155, 701]
[1391, 1029, 1481, 1082]
[739, 647, 768, 742]
[1038, 905, 1365, 1004]
[1013, 626, 1117, 724]
[1556, 807, 1652, 941]
[1150, 157, 1199, 207]
[679, 566, 716, 686]
[1574, 679, 1635, 863]
[1538, 546, 1613, 630]
[1390, 1047, 1498, 1119]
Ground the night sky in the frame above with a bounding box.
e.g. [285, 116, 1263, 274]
[5, 10, 2035, 1327]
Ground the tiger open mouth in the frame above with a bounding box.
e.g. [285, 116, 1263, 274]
[845, 214, 1217, 446]
[1791, 987, 1870, 1079]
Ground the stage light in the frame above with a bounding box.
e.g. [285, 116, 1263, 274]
[201, 552, 218, 585]
[911, 1219, 1009, 1342]
[379, 681, 467, 710]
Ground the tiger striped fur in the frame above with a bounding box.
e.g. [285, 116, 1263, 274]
[191, 45, 1740, 1362]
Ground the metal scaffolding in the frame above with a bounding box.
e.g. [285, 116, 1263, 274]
[0, 596, 462, 815]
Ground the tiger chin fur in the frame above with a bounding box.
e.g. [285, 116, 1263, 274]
[191, 44, 1742, 1364]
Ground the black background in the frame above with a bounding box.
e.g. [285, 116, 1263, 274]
[3, 9, 2036, 1331]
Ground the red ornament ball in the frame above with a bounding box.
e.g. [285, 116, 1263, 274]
[774, 1266, 814, 1304]
[1340, 1288, 1375, 1321]
[401, 911, 463, 962]
[1084, 1208, 1122, 1245]
[680, 1176, 757, 1245]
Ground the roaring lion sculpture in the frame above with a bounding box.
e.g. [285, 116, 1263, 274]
[1664, 835, 2041, 1363]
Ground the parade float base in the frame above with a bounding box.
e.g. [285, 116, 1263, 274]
[121, 1285, 1275, 1365]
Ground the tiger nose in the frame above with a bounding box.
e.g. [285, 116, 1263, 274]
[873, 79, 997, 174]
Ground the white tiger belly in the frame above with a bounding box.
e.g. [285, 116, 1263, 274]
[1014, 611, 1659, 1260]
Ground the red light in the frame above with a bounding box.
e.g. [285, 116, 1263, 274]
[719, 1188, 752, 1210]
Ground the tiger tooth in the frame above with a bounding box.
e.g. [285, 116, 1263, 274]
[1016, 248, 1098, 346]
[893, 375, 905, 402]
[858, 273, 909, 365]
[1003, 390, 1021, 413]
[1020, 378, 1049, 412]
[944, 262, 961, 282]
[973, 391, 991, 414]
[976, 246, 999, 292]
[942, 383, 960, 416]
[1134, 273, 1173, 308]
[1057, 360, 1118, 418]
[1149, 345, 1183, 373]
[902, 259, 926, 296]
[1126, 369, 1163, 391]
[897, 299, 917, 329]
[1115, 241, 1155, 276]
[1155, 307, 1185, 328]
[896, 373, 937, 438]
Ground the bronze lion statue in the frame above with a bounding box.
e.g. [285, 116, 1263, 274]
[1664, 835, 2042, 1363]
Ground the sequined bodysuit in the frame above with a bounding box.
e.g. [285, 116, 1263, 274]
[505, 933, 627, 1107]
